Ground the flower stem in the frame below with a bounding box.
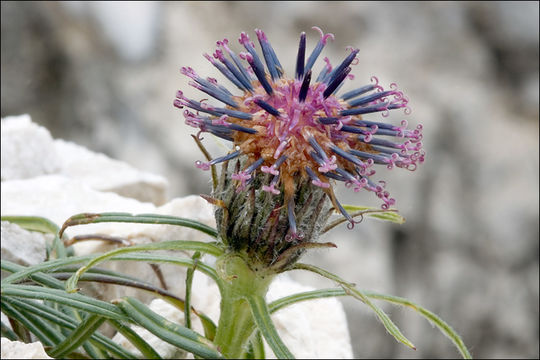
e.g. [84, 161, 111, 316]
[213, 253, 275, 358]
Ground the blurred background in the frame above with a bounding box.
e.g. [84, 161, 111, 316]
[2, 1, 538, 358]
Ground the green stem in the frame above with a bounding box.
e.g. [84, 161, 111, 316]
[213, 253, 275, 359]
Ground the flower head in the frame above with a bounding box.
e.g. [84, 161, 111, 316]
[175, 27, 424, 266]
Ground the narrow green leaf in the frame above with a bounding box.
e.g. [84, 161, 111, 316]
[49, 314, 105, 358]
[269, 288, 345, 314]
[246, 294, 294, 359]
[1, 260, 66, 289]
[5, 313, 31, 343]
[1, 215, 59, 234]
[322, 205, 405, 233]
[1, 320, 18, 341]
[363, 291, 472, 359]
[1, 298, 58, 347]
[3, 263, 114, 357]
[59, 212, 218, 238]
[3, 256, 220, 347]
[197, 312, 217, 343]
[115, 297, 224, 359]
[55, 268, 217, 340]
[245, 330, 265, 359]
[1, 215, 67, 258]
[111, 253, 221, 288]
[5, 296, 76, 330]
[109, 319, 162, 359]
[5, 296, 137, 359]
[344, 286, 417, 350]
[125, 297, 214, 345]
[185, 252, 201, 330]
[292, 263, 416, 350]
[292, 263, 356, 287]
[269, 287, 472, 359]
[2, 284, 127, 320]
[2, 255, 94, 285]
[342, 205, 406, 224]
[3, 253, 222, 313]
[65, 240, 223, 293]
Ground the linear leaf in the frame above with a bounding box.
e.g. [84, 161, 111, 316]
[115, 297, 223, 359]
[246, 294, 294, 359]
[269, 288, 345, 313]
[363, 291, 472, 359]
[342, 204, 405, 224]
[269, 287, 471, 359]
[1, 215, 60, 234]
[59, 212, 218, 238]
[245, 330, 265, 359]
[2, 256, 94, 285]
[2, 284, 127, 320]
[1, 260, 66, 289]
[1, 298, 59, 347]
[65, 240, 223, 293]
[109, 319, 162, 359]
[322, 204, 405, 233]
[1, 215, 67, 258]
[185, 252, 201, 330]
[50, 267, 218, 338]
[1, 320, 18, 341]
[4, 296, 137, 359]
[49, 314, 106, 358]
[292, 263, 416, 350]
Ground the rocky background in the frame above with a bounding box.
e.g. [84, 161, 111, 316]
[1, 1, 538, 358]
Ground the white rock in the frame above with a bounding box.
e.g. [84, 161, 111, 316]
[0, 174, 156, 257]
[1, 337, 52, 359]
[266, 274, 354, 359]
[1, 313, 12, 331]
[102, 195, 217, 300]
[1, 221, 48, 267]
[1, 114, 168, 205]
[128, 195, 216, 243]
[0, 172, 215, 303]
[55, 139, 168, 205]
[1, 114, 60, 181]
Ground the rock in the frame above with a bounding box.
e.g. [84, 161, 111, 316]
[1, 337, 53, 359]
[1, 115, 168, 205]
[55, 139, 168, 205]
[1, 114, 60, 181]
[1, 313, 12, 331]
[0, 174, 156, 240]
[266, 274, 354, 359]
[0, 169, 215, 304]
[1, 221, 48, 268]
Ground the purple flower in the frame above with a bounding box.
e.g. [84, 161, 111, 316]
[175, 27, 424, 236]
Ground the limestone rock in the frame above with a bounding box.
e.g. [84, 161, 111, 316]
[1, 338, 53, 359]
[1, 221, 48, 268]
[55, 139, 168, 205]
[1, 114, 168, 205]
[1, 114, 60, 181]
[266, 275, 354, 359]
